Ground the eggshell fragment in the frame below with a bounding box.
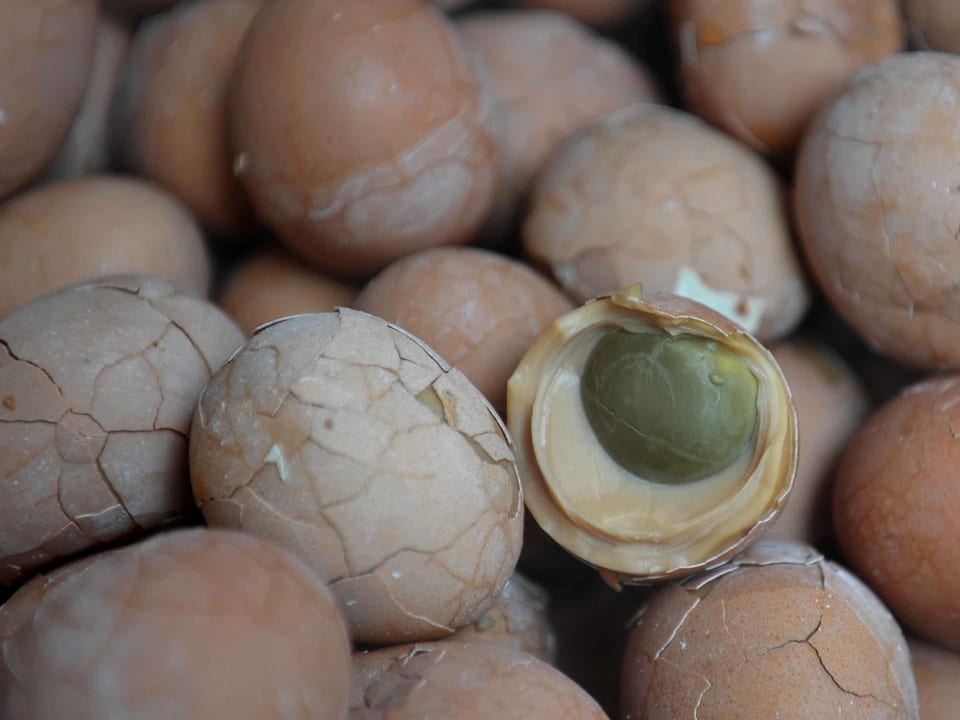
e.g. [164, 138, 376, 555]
[904, 0, 960, 53]
[355, 247, 573, 413]
[0, 275, 244, 584]
[795, 52, 960, 368]
[190, 308, 523, 644]
[765, 340, 867, 547]
[0, 0, 99, 199]
[458, 10, 660, 230]
[116, 0, 260, 236]
[621, 543, 919, 720]
[0, 176, 211, 318]
[524, 104, 809, 341]
[833, 375, 960, 651]
[670, 0, 903, 156]
[351, 641, 609, 718]
[908, 637, 960, 720]
[0, 528, 352, 720]
[218, 248, 357, 336]
[230, 0, 496, 276]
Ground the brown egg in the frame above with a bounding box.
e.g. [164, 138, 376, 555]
[42, 13, 130, 182]
[0, 528, 352, 720]
[116, 0, 260, 236]
[524, 104, 810, 342]
[458, 10, 660, 230]
[352, 641, 609, 718]
[622, 542, 919, 720]
[833, 375, 960, 651]
[509, 0, 648, 27]
[904, 0, 960, 53]
[0, 275, 244, 584]
[190, 309, 523, 644]
[451, 573, 556, 662]
[0, 0, 99, 199]
[355, 247, 574, 413]
[230, 0, 496, 276]
[795, 52, 960, 369]
[909, 637, 960, 720]
[0, 176, 211, 318]
[670, 0, 903, 156]
[765, 340, 868, 547]
[218, 248, 357, 336]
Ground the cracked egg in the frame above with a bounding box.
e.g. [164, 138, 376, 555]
[507, 285, 796, 584]
[189, 308, 524, 645]
[621, 542, 919, 720]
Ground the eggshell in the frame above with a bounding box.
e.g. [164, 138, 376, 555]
[524, 104, 810, 340]
[217, 248, 357, 336]
[908, 637, 960, 720]
[351, 641, 608, 718]
[355, 246, 573, 413]
[833, 375, 960, 650]
[230, 0, 496, 276]
[116, 0, 260, 236]
[458, 10, 660, 230]
[0, 528, 352, 720]
[0, 176, 211, 318]
[0, 275, 244, 584]
[0, 0, 99, 199]
[904, 0, 960, 53]
[621, 542, 919, 719]
[765, 340, 867, 547]
[670, 0, 903, 156]
[190, 308, 524, 644]
[795, 52, 960, 369]
[42, 13, 130, 182]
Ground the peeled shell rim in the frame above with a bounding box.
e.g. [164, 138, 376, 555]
[506, 287, 797, 582]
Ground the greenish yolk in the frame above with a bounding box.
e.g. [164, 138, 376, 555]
[580, 331, 758, 484]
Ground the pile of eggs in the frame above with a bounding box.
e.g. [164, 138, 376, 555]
[2, 0, 959, 717]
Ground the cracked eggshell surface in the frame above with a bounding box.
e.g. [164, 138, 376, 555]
[0, 275, 244, 585]
[0, 175, 211, 319]
[350, 640, 608, 719]
[833, 375, 960, 651]
[795, 52, 960, 369]
[0, 528, 352, 720]
[0, 0, 98, 200]
[115, 0, 260, 237]
[670, 0, 903, 156]
[621, 542, 919, 720]
[524, 104, 809, 341]
[229, 0, 496, 277]
[355, 246, 574, 413]
[189, 308, 524, 645]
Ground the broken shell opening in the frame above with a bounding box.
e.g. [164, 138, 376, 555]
[508, 285, 797, 581]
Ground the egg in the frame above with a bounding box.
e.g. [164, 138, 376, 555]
[458, 9, 660, 231]
[833, 374, 960, 651]
[0, 528, 352, 720]
[217, 248, 357, 336]
[0, 275, 244, 584]
[115, 0, 260, 236]
[0, 0, 99, 199]
[670, 0, 903, 156]
[795, 52, 960, 369]
[524, 104, 810, 341]
[765, 340, 868, 547]
[189, 309, 523, 644]
[351, 641, 609, 718]
[230, 0, 496, 276]
[509, 0, 649, 27]
[355, 246, 573, 413]
[0, 176, 211, 318]
[904, 0, 960, 53]
[621, 542, 919, 719]
[908, 637, 960, 720]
